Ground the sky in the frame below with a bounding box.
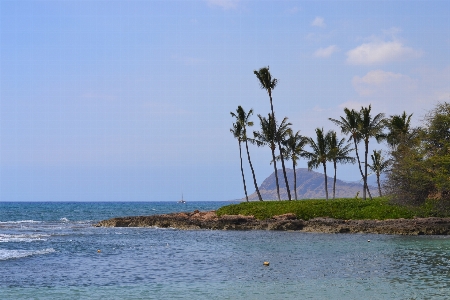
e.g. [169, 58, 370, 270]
[1, 0, 449, 202]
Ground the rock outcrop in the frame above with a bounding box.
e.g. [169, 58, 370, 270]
[95, 210, 450, 235]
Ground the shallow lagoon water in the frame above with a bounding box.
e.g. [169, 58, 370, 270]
[1, 202, 449, 299]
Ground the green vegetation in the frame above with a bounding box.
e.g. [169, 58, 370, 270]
[386, 102, 450, 209]
[217, 197, 450, 221]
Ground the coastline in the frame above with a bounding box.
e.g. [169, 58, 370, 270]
[95, 210, 450, 235]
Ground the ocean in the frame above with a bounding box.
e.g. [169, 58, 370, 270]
[0, 201, 449, 299]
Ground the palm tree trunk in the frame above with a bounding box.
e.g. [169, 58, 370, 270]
[244, 139, 263, 201]
[323, 162, 329, 200]
[238, 141, 248, 202]
[293, 161, 298, 200]
[277, 140, 292, 200]
[352, 137, 366, 200]
[271, 146, 281, 201]
[364, 140, 373, 200]
[268, 90, 275, 121]
[333, 160, 337, 200]
[376, 172, 382, 197]
[367, 184, 373, 199]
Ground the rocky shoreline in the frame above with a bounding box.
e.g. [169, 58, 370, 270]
[94, 210, 450, 235]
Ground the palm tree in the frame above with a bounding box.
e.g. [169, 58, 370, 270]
[382, 111, 413, 149]
[253, 114, 281, 200]
[303, 128, 332, 200]
[358, 105, 386, 200]
[254, 67, 292, 200]
[274, 117, 293, 200]
[329, 109, 367, 198]
[368, 150, 390, 197]
[328, 131, 356, 199]
[282, 131, 308, 200]
[230, 122, 248, 202]
[230, 106, 263, 201]
[253, 66, 278, 121]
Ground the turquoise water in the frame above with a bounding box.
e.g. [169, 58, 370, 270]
[1, 202, 449, 299]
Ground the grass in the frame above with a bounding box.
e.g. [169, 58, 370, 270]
[216, 197, 449, 220]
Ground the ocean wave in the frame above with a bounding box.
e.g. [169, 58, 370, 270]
[0, 220, 42, 224]
[59, 217, 70, 222]
[0, 233, 50, 243]
[0, 248, 56, 260]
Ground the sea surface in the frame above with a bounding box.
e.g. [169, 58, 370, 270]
[1, 201, 449, 299]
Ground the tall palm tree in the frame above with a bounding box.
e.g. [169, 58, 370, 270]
[329, 109, 367, 198]
[358, 105, 386, 200]
[328, 131, 356, 199]
[274, 117, 293, 200]
[253, 114, 281, 200]
[282, 131, 308, 200]
[382, 111, 413, 149]
[230, 106, 263, 201]
[254, 67, 292, 200]
[303, 128, 332, 200]
[368, 150, 391, 197]
[230, 122, 248, 202]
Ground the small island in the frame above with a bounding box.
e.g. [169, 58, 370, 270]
[95, 198, 450, 235]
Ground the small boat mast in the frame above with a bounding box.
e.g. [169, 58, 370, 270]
[178, 193, 186, 203]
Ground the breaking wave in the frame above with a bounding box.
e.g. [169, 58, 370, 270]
[0, 248, 56, 261]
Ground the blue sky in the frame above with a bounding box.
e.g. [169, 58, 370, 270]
[1, 0, 449, 201]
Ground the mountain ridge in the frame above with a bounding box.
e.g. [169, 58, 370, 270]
[246, 168, 375, 201]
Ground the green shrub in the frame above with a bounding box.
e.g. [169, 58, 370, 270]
[216, 197, 449, 220]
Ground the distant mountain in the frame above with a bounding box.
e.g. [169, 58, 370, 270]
[246, 168, 375, 201]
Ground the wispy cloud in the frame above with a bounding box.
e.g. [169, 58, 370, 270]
[347, 39, 421, 65]
[311, 17, 325, 28]
[352, 70, 417, 96]
[287, 7, 300, 14]
[313, 45, 338, 58]
[205, 0, 239, 10]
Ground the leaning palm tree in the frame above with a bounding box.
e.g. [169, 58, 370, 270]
[328, 131, 356, 199]
[358, 105, 386, 200]
[253, 114, 281, 201]
[368, 150, 391, 197]
[230, 122, 249, 202]
[303, 128, 332, 200]
[274, 117, 293, 200]
[230, 106, 263, 201]
[281, 131, 308, 200]
[329, 108, 367, 199]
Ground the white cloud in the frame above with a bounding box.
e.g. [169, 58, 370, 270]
[313, 45, 338, 58]
[205, 0, 239, 9]
[311, 17, 325, 28]
[347, 40, 421, 65]
[352, 70, 416, 96]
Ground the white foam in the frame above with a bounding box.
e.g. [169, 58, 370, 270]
[0, 220, 42, 224]
[0, 248, 56, 260]
[0, 233, 50, 243]
[59, 217, 70, 222]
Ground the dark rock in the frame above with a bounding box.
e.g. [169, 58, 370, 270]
[94, 212, 450, 235]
